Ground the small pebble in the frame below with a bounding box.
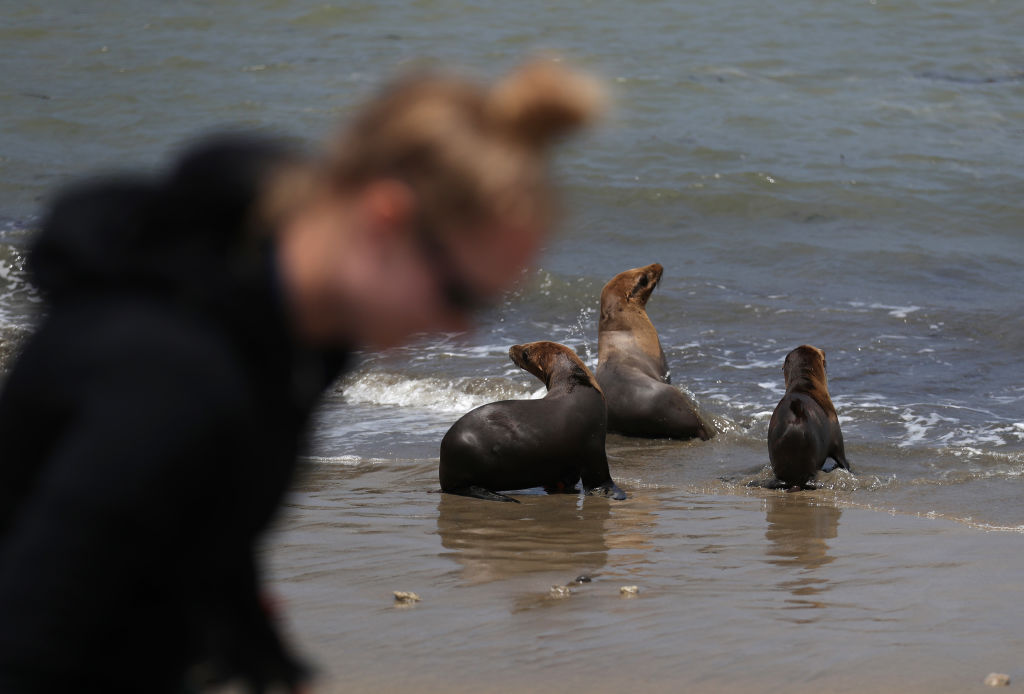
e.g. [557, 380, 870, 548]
[550, 585, 572, 598]
[984, 673, 1010, 687]
[619, 585, 639, 596]
[393, 591, 421, 604]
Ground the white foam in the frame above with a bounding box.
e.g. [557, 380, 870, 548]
[850, 302, 922, 319]
[338, 372, 540, 414]
[299, 454, 372, 466]
[720, 358, 780, 370]
[898, 408, 958, 447]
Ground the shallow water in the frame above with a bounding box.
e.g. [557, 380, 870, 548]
[267, 462, 1024, 693]
[2, 0, 1022, 690]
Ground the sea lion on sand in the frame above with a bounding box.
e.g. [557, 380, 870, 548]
[767, 345, 850, 489]
[439, 341, 626, 502]
[595, 263, 713, 440]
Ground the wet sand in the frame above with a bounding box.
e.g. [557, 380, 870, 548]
[265, 459, 1023, 693]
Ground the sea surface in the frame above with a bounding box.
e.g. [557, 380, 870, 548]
[1, 1, 1022, 691]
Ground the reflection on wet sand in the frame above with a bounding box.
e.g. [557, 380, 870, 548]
[435, 493, 613, 585]
[601, 491, 659, 560]
[763, 495, 841, 615]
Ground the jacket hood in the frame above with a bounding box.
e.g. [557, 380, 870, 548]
[30, 135, 298, 303]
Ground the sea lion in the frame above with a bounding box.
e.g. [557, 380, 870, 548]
[595, 263, 713, 440]
[767, 345, 851, 489]
[439, 341, 626, 502]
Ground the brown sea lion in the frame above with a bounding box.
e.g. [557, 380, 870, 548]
[439, 340, 626, 502]
[595, 263, 713, 440]
[767, 345, 851, 489]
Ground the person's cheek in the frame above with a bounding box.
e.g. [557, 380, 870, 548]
[393, 259, 451, 337]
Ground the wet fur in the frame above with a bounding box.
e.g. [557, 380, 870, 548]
[439, 341, 625, 502]
[595, 263, 713, 440]
[767, 345, 850, 488]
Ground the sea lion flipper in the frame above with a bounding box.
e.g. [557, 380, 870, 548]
[830, 437, 852, 472]
[446, 486, 521, 503]
[584, 481, 627, 500]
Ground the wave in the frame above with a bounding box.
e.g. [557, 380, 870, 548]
[331, 358, 1024, 458]
[0, 242, 40, 327]
[837, 500, 1024, 534]
[298, 454, 411, 466]
[335, 369, 544, 414]
[847, 301, 922, 319]
[720, 464, 897, 493]
[299, 454, 370, 466]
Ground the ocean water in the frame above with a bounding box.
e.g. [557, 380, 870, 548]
[1, 1, 1022, 691]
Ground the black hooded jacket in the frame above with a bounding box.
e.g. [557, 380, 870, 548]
[0, 136, 349, 692]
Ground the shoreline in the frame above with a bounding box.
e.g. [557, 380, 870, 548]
[266, 467, 1024, 693]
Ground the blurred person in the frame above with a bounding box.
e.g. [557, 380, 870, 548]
[0, 59, 602, 693]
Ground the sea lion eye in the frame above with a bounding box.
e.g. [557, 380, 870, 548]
[637, 275, 648, 288]
[521, 350, 529, 361]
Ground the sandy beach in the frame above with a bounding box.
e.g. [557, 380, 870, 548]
[265, 456, 1023, 693]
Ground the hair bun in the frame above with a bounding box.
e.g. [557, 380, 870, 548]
[487, 59, 605, 149]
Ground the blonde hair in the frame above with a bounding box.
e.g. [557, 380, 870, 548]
[329, 59, 603, 236]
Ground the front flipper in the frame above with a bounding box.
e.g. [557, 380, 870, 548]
[762, 478, 816, 491]
[444, 486, 521, 503]
[584, 481, 627, 500]
[830, 435, 852, 472]
[825, 453, 851, 473]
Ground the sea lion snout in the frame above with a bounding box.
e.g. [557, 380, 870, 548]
[509, 341, 557, 384]
[509, 343, 530, 370]
[599, 263, 664, 326]
[510, 341, 600, 392]
[625, 262, 663, 305]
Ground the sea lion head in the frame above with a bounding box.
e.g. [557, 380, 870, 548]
[599, 263, 663, 330]
[509, 341, 602, 393]
[782, 344, 828, 391]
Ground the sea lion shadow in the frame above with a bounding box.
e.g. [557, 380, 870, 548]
[763, 495, 842, 612]
[435, 492, 612, 586]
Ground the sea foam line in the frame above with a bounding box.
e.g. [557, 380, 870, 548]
[337, 372, 542, 413]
